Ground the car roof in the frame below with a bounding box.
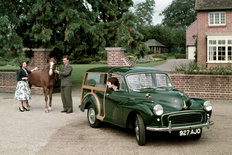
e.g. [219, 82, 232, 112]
[86, 66, 166, 76]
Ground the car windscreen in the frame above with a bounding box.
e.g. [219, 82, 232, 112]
[126, 73, 173, 90]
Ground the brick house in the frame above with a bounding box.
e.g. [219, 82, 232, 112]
[195, 0, 232, 67]
[186, 20, 197, 60]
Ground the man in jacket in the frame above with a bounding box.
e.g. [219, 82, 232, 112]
[54, 55, 73, 114]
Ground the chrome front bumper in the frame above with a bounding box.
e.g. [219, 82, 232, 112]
[146, 117, 214, 133]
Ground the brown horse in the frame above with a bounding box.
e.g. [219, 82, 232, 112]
[28, 57, 57, 112]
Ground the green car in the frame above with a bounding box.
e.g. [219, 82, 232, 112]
[79, 66, 214, 145]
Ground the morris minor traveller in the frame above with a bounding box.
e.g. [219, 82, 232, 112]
[79, 66, 214, 145]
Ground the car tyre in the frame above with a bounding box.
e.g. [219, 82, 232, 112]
[135, 114, 146, 145]
[87, 104, 100, 128]
[191, 128, 202, 140]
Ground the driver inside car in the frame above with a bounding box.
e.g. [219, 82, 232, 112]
[107, 77, 119, 91]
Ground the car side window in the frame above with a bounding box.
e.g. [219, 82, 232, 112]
[86, 73, 107, 88]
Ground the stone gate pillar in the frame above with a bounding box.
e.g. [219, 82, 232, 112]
[105, 47, 132, 66]
[24, 48, 51, 69]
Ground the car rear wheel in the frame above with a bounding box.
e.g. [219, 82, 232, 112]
[87, 104, 100, 128]
[135, 114, 146, 145]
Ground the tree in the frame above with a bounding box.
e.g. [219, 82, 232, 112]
[0, 1, 24, 62]
[134, 0, 155, 26]
[161, 0, 196, 28]
[0, 0, 147, 63]
[87, 0, 148, 57]
[137, 25, 185, 53]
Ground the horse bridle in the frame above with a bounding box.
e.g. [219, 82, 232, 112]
[49, 61, 55, 76]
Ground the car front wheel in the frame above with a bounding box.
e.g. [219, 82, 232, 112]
[87, 104, 100, 128]
[135, 114, 146, 145]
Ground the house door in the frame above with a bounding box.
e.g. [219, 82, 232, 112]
[188, 46, 196, 60]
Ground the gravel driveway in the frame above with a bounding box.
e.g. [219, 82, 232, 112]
[0, 84, 232, 155]
[153, 59, 193, 71]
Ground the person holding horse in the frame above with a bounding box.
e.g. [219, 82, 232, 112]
[14, 61, 38, 112]
[54, 55, 73, 114]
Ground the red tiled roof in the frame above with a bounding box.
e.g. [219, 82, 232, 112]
[195, 0, 232, 11]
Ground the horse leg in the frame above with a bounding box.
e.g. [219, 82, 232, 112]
[43, 88, 49, 113]
[48, 87, 53, 112]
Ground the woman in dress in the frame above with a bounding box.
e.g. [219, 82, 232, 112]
[14, 61, 37, 112]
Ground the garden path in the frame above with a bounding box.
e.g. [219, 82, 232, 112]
[153, 59, 193, 71]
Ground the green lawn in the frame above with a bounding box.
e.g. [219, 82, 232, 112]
[135, 60, 165, 67]
[0, 60, 166, 84]
[0, 65, 19, 70]
[71, 60, 166, 84]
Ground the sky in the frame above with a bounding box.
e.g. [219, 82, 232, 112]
[133, 0, 173, 25]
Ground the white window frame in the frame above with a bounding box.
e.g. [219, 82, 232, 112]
[207, 36, 232, 63]
[208, 12, 226, 26]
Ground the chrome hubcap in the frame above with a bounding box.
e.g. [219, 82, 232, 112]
[88, 108, 95, 124]
[135, 120, 139, 140]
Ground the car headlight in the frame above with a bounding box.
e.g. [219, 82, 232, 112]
[203, 101, 212, 111]
[153, 104, 163, 116]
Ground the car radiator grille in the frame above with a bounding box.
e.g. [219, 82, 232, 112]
[167, 113, 203, 126]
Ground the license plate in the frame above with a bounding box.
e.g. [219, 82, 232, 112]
[179, 128, 201, 136]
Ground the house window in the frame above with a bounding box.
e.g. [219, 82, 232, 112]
[209, 12, 226, 26]
[207, 37, 232, 63]
[228, 40, 232, 61]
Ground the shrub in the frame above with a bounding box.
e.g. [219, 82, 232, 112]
[99, 60, 107, 64]
[153, 53, 168, 60]
[187, 61, 200, 72]
[98, 51, 107, 61]
[71, 58, 93, 64]
[147, 50, 154, 54]
[174, 64, 187, 72]
[135, 55, 154, 64]
[6, 56, 30, 66]
[175, 53, 186, 59]
[127, 55, 137, 62]
[0, 61, 7, 66]
[175, 62, 232, 74]
[93, 56, 101, 62]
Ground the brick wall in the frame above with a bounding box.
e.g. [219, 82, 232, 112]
[169, 73, 232, 100]
[106, 47, 132, 66]
[0, 71, 17, 93]
[1, 70, 232, 99]
[0, 71, 43, 94]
